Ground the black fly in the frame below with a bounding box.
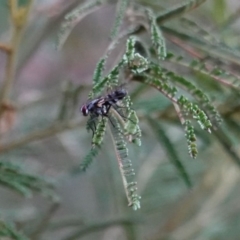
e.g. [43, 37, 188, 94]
[81, 88, 128, 135]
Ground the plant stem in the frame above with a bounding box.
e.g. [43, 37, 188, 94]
[30, 202, 60, 240]
[0, 120, 84, 154]
[0, 0, 33, 111]
[0, 28, 19, 102]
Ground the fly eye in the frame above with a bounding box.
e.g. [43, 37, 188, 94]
[81, 105, 89, 116]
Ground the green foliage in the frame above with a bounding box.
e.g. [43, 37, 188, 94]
[146, 8, 166, 60]
[92, 58, 106, 85]
[120, 92, 142, 146]
[57, 0, 104, 50]
[110, 115, 141, 210]
[79, 119, 108, 172]
[212, 0, 227, 24]
[0, 221, 28, 240]
[110, 0, 129, 39]
[78, 147, 100, 172]
[184, 120, 198, 159]
[125, 36, 136, 61]
[125, 37, 149, 74]
[0, 0, 240, 236]
[77, 36, 144, 204]
[167, 51, 240, 91]
[141, 72, 178, 99]
[91, 60, 124, 98]
[178, 95, 212, 132]
[124, 110, 142, 146]
[0, 161, 55, 198]
[160, 66, 222, 125]
[74, 0, 223, 208]
[4, 0, 240, 238]
[92, 118, 108, 147]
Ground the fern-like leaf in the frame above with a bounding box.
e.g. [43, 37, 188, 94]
[124, 37, 149, 73]
[158, 66, 222, 126]
[146, 9, 166, 60]
[110, 115, 141, 210]
[57, 0, 104, 50]
[110, 0, 129, 39]
[0, 161, 55, 198]
[184, 120, 198, 158]
[79, 118, 107, 172]
[0, 221, 29, 240]
[91, 59, 125, 97]
[92, 58, 106, 85]
[78, 147, 99, 172]
[178, 95, 212, 132]
[92, 118, 108, 147]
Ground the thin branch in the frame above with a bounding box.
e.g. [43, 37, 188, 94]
[30, 202, 60, 240]
[0, 0, 33, 112]
[109, 125, 132, 205]
[131, 76, 178, 104]
[0, 120, 84, 154]
[48, 217, 84, 230]
[173, 102, 185, 125]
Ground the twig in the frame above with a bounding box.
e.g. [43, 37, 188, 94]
[30, 202, 60, 240]
[132, 76, 178, 104]
[0, 120, 84, 154]
[109, 126, 132, 205]
[48, 217, 84, 230]
[0, 0, 33, 112]
[173, 102, 185, 125]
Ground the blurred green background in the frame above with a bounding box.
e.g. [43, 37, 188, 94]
[1, 0, 240, 239]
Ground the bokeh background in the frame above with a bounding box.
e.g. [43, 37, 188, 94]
[1, 0, 240, 239]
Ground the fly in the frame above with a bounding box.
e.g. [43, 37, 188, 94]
[81, 88, 128, 135]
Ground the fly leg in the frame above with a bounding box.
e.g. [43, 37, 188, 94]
[103, 114, 115, 128]
[87, 113, 99, 137]
[101, 103, 116, 128]
[111, 104, 136, 124]
[87, 119, 96, 137]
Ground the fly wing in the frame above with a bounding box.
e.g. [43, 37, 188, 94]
[86, 97, 103, 113]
